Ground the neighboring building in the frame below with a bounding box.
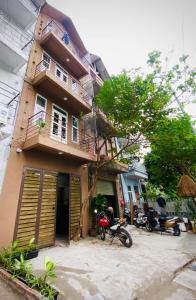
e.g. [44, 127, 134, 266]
[0, 2, 126, 248]
[121, 161, 148, 208]
[0, 0, 43, 192]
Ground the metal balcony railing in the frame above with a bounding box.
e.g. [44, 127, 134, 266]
[34, 58, 92, 106]
[25, 111, 95, 155]
[41, 20, 91, 68]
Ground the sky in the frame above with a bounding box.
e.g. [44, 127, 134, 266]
[47, 0, 196, 75]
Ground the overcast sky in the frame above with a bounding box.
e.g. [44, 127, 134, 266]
[47, 0, 196, 75]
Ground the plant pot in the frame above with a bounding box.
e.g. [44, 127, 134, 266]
[24, 249, 39, 260]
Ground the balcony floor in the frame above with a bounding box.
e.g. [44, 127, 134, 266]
[23, 134, 96, 163]
[32, 70, 92, 114]
[41, 32, 88, 79]
[0, 40, 27, 72]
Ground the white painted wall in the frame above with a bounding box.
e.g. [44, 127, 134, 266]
[0, 0, 39, 193]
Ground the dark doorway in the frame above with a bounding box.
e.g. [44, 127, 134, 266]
[104, 195, 119, 217]
[56, 173, 69, 239]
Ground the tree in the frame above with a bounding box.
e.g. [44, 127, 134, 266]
[83, 51, 196, 219]
[144, 115, 196, 197]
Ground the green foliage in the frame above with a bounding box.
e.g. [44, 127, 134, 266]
[142, 183, 168, 202]
[145, 115, 196, 196]
[37, 120, 47, 133]
[43, 256, 57, 284]
[90, 194, 107, 214]
[186, 199, 196, 221]
[0, 243, 57, 300]
[96, 71, 171, 140]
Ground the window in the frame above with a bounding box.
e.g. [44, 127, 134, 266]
[55, 64, 68, 84]
[127, 185, 133, 202]
[42, 52, 51, 70]
[34, 94, 47, 122]
[72, 79, 78, 93]
[72, 116, 79, 143]
[51, 105, 67, 143]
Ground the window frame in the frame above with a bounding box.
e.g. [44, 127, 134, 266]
[55, 64, 68, 84]
[34, 94, 47, 121]
[72, 116, 79, 144]
[42, 51, 51, 71]
[51, 104, 68, 144]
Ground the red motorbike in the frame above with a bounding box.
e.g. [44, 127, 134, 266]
[95, 210, 133, 248]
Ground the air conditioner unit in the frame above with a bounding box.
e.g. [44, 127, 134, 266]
[0, 106, 9, 125]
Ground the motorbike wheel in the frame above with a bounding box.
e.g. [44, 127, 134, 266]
[134, 221, 140, 228]
[146, 222, 153, 232]
[119, 228, 133, 248]
[173, 225, 181, 236]
[99, 227, 106, 240]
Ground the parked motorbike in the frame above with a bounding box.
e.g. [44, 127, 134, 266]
[95, 210, 133, 248]
[145, 208, 181, 236]
[134, 208, 147, 228]
[124, 208, 131, 224]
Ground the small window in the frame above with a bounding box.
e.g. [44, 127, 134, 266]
[43, 52, 51, 69]
[55, 64, 68, 84]
[34, 94, 47, 123]
[127, 185, 131, 192]
[72, 116, 79, 143]
[72, 80, 78, 93]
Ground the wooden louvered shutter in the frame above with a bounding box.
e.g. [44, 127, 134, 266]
[38, 172, 57, 248]
[15, 169, 41, 247]
[70, 175, 81, 240]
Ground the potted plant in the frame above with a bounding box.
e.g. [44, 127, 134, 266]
[89, 194, 107, 236]
[0, 246, 59, 300]
[11, 238, 39, 261]
[23, 238, 39, 260]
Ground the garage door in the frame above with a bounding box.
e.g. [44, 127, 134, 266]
[96, 180, 114, 195]
[14, 168, 57, 248]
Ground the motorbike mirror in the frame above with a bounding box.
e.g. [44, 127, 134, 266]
[94, 209, 98, 214]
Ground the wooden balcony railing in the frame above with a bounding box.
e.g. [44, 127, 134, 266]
[24, 111, 95, 155]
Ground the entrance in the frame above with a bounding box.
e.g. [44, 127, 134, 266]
[97, 180, 119, 217]
[56, 173, 69, 240]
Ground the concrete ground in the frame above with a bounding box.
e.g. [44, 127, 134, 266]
[29, 226, 196, 300]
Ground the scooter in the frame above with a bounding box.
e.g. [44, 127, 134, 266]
[95, 210, 133, 248]
[145, 208, 181, 236]
[134, 208, 147, 228]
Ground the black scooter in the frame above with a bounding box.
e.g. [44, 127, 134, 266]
[146, 208, 181, 236]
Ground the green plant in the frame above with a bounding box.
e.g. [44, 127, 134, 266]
[186, 199, 196, 221]
[13, 254, 32, 279]
[43, 257, 56, 284]
[90, 194, 107, 214]
[26, 238, 37, 252]
[37, 120, 47, 133]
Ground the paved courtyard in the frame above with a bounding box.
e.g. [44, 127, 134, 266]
[29, 226, 196, 300]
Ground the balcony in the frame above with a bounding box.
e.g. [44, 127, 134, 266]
[32, 59, 92, 114]
[40, 21, 89, 79]
[90, 69, 103, 96]
[0, 0, 37, 29]
[0, 13, 33, 72]
[23, 111, 96, 163]
[127, 162, 148, 180]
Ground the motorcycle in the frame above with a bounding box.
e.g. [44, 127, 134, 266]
[145, 208, 181, 236]
[134, 208, 147, 228]
[95, 210, 133, 248]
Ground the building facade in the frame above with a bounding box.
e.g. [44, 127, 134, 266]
[121, 161, 148, 208]
[0, 3, 126, 248]
[0, 0, 42, 193]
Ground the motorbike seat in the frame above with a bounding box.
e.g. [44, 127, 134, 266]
[159, 216, 173, 221]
